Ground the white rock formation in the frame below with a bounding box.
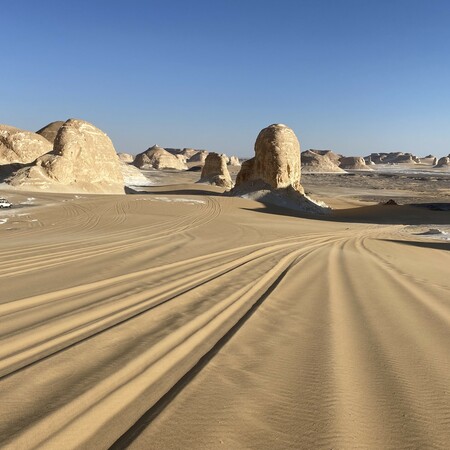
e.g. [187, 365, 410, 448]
[200, 153, 233, 189]
[0, 125, 53, 164]
[8, 119, 125, 194]
[231, 124, 329, 214]
[134, 145, 187, 170]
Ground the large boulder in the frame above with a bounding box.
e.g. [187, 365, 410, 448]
[301, 150, 344, 173]
[236, 124, 302, 190]
[134, 145, 187, 170]
[200, 152, 233, 189]
[339, 156, 372, 170]
[231, 124, 329, 214]
[0, 125, 53, 164]
[8, 119, 125, 193]
[36, 121, 65, 144]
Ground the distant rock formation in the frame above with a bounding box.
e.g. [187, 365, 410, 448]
[133, 145, 187, 170]
[117, 152, 134, 163]
[0, 125, 53, 164]
[8, 119, 124, 194]
[435, 156, 450, 168]
[308, 149, 342, 165]
[339, 156, 372, 170]
[228, 155, 241, 166]
[120, 161, 152, 186]
[231, 124, 329, 213]
[188, 150, 209, 164]
[365, 152, 420, 164]
[301, 150, 345, 173]
[200, 152, 233, 189]
[36, 121, 65, 144]
[420, 155, 437, 165]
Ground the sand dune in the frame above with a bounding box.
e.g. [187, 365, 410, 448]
[0, 186, 449, 449]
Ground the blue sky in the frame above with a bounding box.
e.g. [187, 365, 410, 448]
[2, 0, 450, 157]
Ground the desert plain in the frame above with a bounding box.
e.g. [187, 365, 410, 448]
[0, 154, 449, 449]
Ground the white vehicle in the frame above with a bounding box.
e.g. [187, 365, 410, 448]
[0, 198, 12, 208]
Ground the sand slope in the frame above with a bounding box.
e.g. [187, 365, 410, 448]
[0, 188, 449, 449]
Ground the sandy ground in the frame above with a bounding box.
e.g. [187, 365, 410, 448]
[0, 169, 449, 449]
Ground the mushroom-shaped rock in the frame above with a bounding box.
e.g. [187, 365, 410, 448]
[133, 145, 187, 170]
[36, 121, 65, 144]
[231, 124, 329, 214]
[200, 152, 233, 189]
[339, 156, 372, 170]
[301, 150, 345, 173]
[236, 124, 302, 190]
[228, 155, 241, 166]
[117, 152, 134, 163]
[8, 119, 125, 193]
[0, 125, 53, 165]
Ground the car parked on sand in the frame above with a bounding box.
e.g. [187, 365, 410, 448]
[0, 198, 12, 208]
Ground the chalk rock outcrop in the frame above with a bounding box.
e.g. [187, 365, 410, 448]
[309, 149, 342, 165]
[301, 150, 344, 173]
[188, 150, 209, 164]
[339, 156, 372, 170]
[231, 124, 329, 214]
[365, 152, 420, 164]
[120, 161, 152, 186]
[9, 119, 124, 193]
[36, 121, 65, 144]
[228, 155, 241, 166]
[236, 124, 302, 190]
[435, 156, 450, 168]
[117, 152, 134, 163]
[133, 145, 187, 170]
[200, 152, 233, 189]
[0, 125, 53, 165]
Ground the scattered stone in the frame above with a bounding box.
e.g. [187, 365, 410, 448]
[0, 125, 53, 165]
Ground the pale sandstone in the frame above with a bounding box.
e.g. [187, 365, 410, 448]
[0, 125, 53, 164]
[9, 119, 124, 193]
[200, 152, 233, 189]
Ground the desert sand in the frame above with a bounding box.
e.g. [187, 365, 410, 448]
[0, 166, 449, 449]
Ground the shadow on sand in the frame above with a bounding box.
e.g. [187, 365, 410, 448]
[240, 203, 450, 226]
[380, 239, 450, 251]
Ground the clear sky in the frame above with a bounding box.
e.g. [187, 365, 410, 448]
[2, 0, 450, 157]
